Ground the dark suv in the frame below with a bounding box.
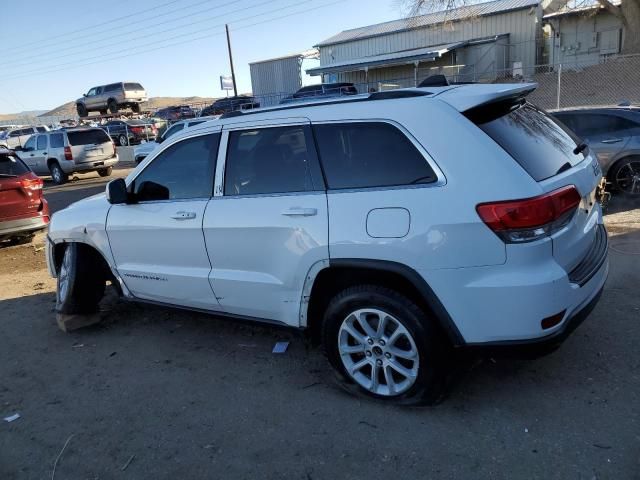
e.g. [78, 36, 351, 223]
[553, 107, 640, 196]
[200, 96, 260, 116]
[279, 83, 358, 104]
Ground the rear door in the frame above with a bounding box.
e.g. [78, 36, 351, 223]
[0, 155, 34, 222]
[67, 129, 115, 164]
[202, 119, 328, 325]
[472, 102, 601, 272]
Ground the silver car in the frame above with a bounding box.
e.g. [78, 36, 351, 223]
[76, 82, 147, 117]
[554, 107, 640, 196]
[16, 128, 119, 184]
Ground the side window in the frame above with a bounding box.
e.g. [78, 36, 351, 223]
[224, 126, 318, 196]
[163, 123, 184, 139]
[313, 122, 437, 189]
[36, 135, 47, 150]
[573, 114, 638, 138]
[36, 126, 47, 133]
[23, 136, 36, 151]
[133, 134, 220, 201]
[50, 133, 64, 148]
[95, 87, 103, 95]
[87, 88, 97, 96]
[9, 130, 21, 137]
[21, 128, 35, 135]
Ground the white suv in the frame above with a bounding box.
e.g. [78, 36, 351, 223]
[46, 84, 609, 404]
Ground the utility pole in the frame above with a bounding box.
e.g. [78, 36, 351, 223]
[225, 24, 238, 97]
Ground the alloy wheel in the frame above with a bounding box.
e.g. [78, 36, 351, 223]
[57, 247, 72, 304]
[338, 308, 419, 396]
[615, 160, 640, 195]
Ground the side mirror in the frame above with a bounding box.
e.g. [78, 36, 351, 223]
[13, 146, 23, 151]
[83, 93, 87, 97]
[106, 178, 128, 204]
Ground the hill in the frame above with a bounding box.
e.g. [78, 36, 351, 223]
[38, 96, 217, 118]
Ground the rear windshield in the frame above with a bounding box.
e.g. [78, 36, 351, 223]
[0, 155, 29, 176]
[67, 129, 111, 146]
[469, 102, 584, 181]
[124, 83, 144, 91]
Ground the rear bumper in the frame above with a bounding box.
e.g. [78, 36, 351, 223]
[61, 156, 119, 173]
[0, 214, 49, 238]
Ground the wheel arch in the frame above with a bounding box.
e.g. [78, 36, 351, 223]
[606, 152, 640, 181]
[46, 157, 59, 168]
[303, 259, 464, 346]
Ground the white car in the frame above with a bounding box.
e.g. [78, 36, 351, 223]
[46, 84, 608, 404]
[133, 116, 219, 164]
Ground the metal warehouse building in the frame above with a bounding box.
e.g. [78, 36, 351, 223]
[306, 0, 543, 91]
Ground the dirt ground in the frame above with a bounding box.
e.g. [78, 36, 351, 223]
[0, 171, 639, 479]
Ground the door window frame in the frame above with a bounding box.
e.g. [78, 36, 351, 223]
[126, 126, 222, 204]
[215, 118, 325, 198]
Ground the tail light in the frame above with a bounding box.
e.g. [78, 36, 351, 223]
[20, 176, 43, 190]
[476, 185, 581, 243]
[131, 126, 143, 133]
[64, 146, 73, 160]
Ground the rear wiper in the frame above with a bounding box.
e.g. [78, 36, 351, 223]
[573, 142, 588, 155]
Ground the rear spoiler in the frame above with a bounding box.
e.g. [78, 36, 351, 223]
[434, 83, 537, 113]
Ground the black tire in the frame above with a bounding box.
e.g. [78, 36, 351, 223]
[98, 167, 113, 177]
[56, 243, 106, 315]
[322, 285, 449, 406]
[118, 134, 128, 146]
[49, 161, 68, 185]
[6, 234, 34, 246]
[108, 100, 118, 114]
[76, 103, 88, 117]
[609, 156, 640, 197]
[131, 103, 141, 113]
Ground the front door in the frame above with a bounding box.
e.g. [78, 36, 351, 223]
[106, 129, 223, 310]
[19, 136, 37, 170]
[31, 135, 48, 175]
[203, 121, 328, 326]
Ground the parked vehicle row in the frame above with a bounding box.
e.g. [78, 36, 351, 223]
[200, 95, 260, 116]
[47, 83, 608, 405]
[0, 125, 50, 150]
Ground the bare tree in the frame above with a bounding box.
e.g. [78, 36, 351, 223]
[404, 0, 640, 54]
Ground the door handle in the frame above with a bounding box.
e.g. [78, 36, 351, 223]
[29, 153, 34, 157]
[601, 138, 622, 144]
[170, 211, 197, 220]
[43, 152, 47, 155]
[281, 207, 318, 217]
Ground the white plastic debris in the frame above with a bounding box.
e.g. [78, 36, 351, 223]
[4, 413, 20, 423]
[272, 341, 289, 354]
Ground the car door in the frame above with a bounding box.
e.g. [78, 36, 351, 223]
[570, 113, 632, 171]
[106, 127, 223, 310]
[18, 136, 37, 169]
[85, 87, 98, 109]
[202, 119, 328, 326]
[30, 135, 49, 175]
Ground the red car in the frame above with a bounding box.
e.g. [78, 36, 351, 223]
[0, 148, 49, 244]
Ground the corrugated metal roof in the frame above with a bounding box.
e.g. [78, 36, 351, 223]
[306, 41, 467, 75]
[317, 0, 539, 47]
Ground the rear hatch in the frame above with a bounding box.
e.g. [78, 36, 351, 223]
[67, 129, 115, 164]
[439, 84, 602, 273]
[0, 155, 42, 222]
[123, 82, 146, 100]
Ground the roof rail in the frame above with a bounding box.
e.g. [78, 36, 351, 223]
[219, 89, 433, 119]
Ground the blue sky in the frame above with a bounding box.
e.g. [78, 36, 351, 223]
[0, 0, 400, 113]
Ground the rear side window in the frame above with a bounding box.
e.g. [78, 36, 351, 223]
[0, 155, 29, 176]
[50, 133, 64, 148]
[67, 129, 111, 146]
[225, 126, 318, 196]
[313, 122, 437, 189]
[104, 83, 120, 92]
[124, 83, 144, 91]
[471, 102, 582, 182]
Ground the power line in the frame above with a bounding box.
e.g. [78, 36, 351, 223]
[9, 0, 271, 68]
[0, 0, 342, 84]
[3, 0, 313, 79]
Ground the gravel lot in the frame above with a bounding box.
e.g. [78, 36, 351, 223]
[1, 164, 639, 479]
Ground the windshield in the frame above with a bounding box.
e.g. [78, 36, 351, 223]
[124, 83, 144, 91]
[0, 154, 29, 176]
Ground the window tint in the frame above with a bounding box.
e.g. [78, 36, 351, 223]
[50, 133, 64, 148]
[23, 136, 36, 151]
[36, 135, 47, 150]
[163, 124, 184, 139]
[124, 83, 144, 91]
[67, 129, 111, 146]
[134, 134, 219, 201]
[0, 155, 29, 176]
[225, 126, 316, 196]
[570, 113, 638, 138]
[313, 122, 436, 189]
[472, 102, 582, 182]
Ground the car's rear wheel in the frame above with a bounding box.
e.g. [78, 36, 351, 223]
[108, 100, 118, 114]
[49, 161, 68, 185]
[611, 157, 640, 196]
[98, 167, 113, 177]
[56, 243, 106, 315]
[322, 285, 449, 405]
[76, 104, 87, 117]
[118, 134, 128, 146]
